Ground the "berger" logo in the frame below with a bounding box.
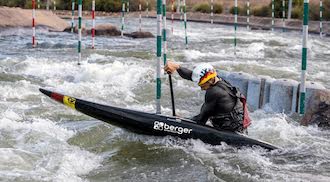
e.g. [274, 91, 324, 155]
[153, 121, 192, 135]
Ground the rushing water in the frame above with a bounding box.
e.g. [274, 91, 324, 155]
[0, 17, 330, 182]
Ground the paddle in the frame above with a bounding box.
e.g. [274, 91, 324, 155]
[168, 74, 176, 116]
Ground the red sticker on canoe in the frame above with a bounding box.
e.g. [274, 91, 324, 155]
[51, 92, 64, 103]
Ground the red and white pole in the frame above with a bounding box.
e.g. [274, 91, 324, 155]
[171, 0, 174, 34]
[139, 0, 142, 32]
[32, 0, 36, 48]
[92, 0, 95, 49]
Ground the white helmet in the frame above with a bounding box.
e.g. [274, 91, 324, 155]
[192, 63, 217, 86]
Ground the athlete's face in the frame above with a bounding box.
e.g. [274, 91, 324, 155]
[200, 80, 213, 90]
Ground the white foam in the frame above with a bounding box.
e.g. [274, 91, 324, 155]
[0, 80, 39, 100]
[54, 150, 102, 182]
[239, 42, 265, 58]
[0, 113, 102, 182]
[0, 117, 74, 142]
[12, 56, 154, 105]
[248, 110, 313, 147]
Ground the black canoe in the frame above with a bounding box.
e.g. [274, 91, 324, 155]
[39, 88, 278, 150]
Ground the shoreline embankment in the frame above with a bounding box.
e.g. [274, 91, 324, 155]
[1, 6, 328, 36]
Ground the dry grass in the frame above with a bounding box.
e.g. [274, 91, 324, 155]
[186, 0, 321, 8]
[186, 0, 272, 8]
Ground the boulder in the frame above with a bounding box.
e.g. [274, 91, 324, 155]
[124, 31, 155, 39]
[63, 24, 87, 34]
[300, 90, 330, 129]
[64, 23, 120, 36]
[0, 7, 68, 31]
[93, 24, 121, 36]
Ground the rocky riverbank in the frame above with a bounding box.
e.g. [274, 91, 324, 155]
[1, 6, 328, 36]
[55, 9, 330, 36]
[0, 6, 68, 31]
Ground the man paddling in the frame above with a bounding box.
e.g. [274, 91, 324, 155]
[165, 61, 251, 134]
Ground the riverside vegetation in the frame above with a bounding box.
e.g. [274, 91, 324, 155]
[0, 0, 329, 21]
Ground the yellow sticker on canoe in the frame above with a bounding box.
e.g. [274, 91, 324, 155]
[63, 96, 76, 109]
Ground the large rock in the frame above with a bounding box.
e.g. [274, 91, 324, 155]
[300, 90, 330, 128]
[0, 7, 68, 31]
[93, 24, 121, 36]
[63, 24, 120, 36]
[124, 31, 155, 39]
[63, 24, 87, 34]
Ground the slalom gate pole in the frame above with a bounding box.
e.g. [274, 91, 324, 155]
[272, 0, 274, 31]
[156, 0, 162, 114]
[32, 0, 36, 48]
[288, 0, 293, 19]
[299, 0, 309, 114]
[37, 0, 40, 9]
[211, 0, 214, 24]
[247, 0, 250, 30]
[92, 0, 95, 49]
[54, 0, 56, 11]
[234, 0, 237, 55]
[78, 0, 82, 65]
[47, 0, 49, 10]
[320, 0, 323, 37]
[121, 0, 125, 37]
[183, 0, 188, 49]
[171, 0, 174, 34]
[180, 0, 183, 20]
[147, 0, 149, 18]
[71, 0, 75, 33]
[282, 0, 286, 32]
[139, 0, 142, 32]
[127, 1, 130, 14]
[162, 0, 176, 116]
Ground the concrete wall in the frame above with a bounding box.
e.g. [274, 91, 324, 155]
[217, 70, 327, 113]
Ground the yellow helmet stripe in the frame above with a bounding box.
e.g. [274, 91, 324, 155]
[198, 72, 217, 86]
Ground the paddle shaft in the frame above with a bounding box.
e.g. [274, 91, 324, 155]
[168, 74, 176, 116]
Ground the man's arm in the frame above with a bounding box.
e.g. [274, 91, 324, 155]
[191, 91, 217, 125]
[164, 61, 193, 81]
[177, 67, 193, 81]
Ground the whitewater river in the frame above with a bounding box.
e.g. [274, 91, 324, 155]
[1, 16, 330, 181]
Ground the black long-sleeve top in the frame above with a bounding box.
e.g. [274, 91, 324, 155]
[177, 67, 237, 125]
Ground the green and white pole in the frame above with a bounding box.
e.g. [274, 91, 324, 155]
[299, 0, 309, 114]
[282, 0, 286, 32]
[46, 0, 49, 10]
[234, 0, 237, 55]
[156, 0, 162, 114]
[162, 0, 167, 65]
[127, 1, 130, 14]
[320, 0, 323, 37]
[37, 0, 40, 9]
[54, 0, 56, 11]
[247, 0, 250, 30]
[78, 0, 82, 65]
[183, 0, 188, 49]
[180, 0, 183, 20]
[210, 0, 214, 24]
[162, 0, 176, 116]
[288, 0, 293, 19]
[121, 0, 125, 37]
[71, 0, 75, 33]
[272, 0, 274, 31]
